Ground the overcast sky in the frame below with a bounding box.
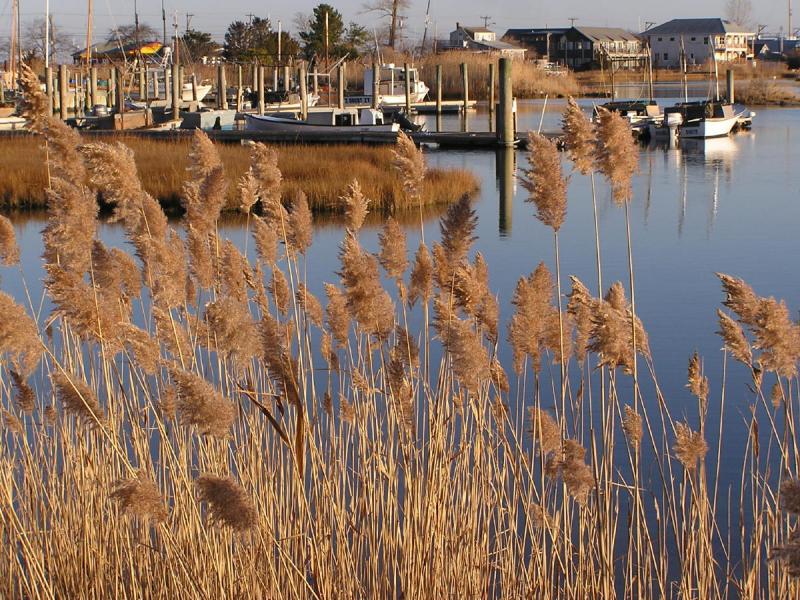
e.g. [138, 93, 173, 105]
[4, 0, 796, 47]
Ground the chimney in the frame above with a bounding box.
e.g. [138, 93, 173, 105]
[456, 22, 460, 30]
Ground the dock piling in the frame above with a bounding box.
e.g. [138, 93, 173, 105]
[218, 64, 228, 109]
[272, 67, 278, 92]
[404, 62, 412, 114]
[299, 63, 308, 120]
[283, 65, 291, 92]
[171, 63, 180, 119]
[488, 62, 495, 115]
[258, 66, 265, 115]
[461, 62, 469, 114]
[115, 66, 125, 115]
[108, 67, 116, 108]
[497, 58, 514, 146]
[337, 64, 345, 109]
[58, 64, 68, 120]
[237, 65, 243, 111]
[138, 65, 146, 100]
[435, 64, 442, 114]
[191, 74, 198, 103]
[45, 66, 54, 115]
[90, 66, 98, 108]
[726, 69, 735, 104]
[371, 62, 380, 109]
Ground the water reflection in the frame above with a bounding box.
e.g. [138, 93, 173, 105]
[496, 147, 516, 236]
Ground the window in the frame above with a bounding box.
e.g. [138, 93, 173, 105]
[704, 37, 709, 44]
[690, 53, 694, 59]
[663, 52, 669, 60]
[657, 36, 662, 41]
[670, 37, 675, 41]
[691, 37, 696, 41]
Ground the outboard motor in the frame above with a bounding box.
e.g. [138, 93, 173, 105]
[393, 111, 423, 132]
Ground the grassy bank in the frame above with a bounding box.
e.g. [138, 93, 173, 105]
[735, 78, 800, 106]
[0, 135, 479, 212]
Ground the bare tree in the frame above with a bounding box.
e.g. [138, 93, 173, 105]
[362, 0, 410, 49]
[725, 0, 753, 26]
[23, 18, 77, 63]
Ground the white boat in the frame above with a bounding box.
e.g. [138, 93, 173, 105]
[595, 101, 663, 126]
[244, 108, 400, 134]
[346, 63, 429, 107]
[665, 102, 738, 139]
[0, 116, 26, 131]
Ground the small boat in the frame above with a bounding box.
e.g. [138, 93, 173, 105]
[346, 64, 429, 107]
[595, 101, 662, 126]
[665, 101, 739, 139]
[244, 108, 400, 134]
[0, 115, 26, 131]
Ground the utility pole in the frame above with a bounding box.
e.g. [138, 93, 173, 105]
[480, 16, 493, 28]
[790, 0, 794, 40]
[186, 14, 194, 33]
[389, 0, 400, 49]
[568, 17, 578, 27]
[162, 0, 167, 46]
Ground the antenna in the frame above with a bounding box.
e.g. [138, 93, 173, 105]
[186, 13, 194, 33]
[161, 0, 167, 46]
[568, 17, 578, 27]
[644, 21, 656, 31]
[479, 16, 494, 28]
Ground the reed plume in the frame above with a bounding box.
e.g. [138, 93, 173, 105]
[0, 292, 42, 377]
[622, 405, 643, 448]
[595, 108, 638, 204]
[324, 283, 351, 346]
[567, 276, 595, 364]
[238, 168, 259, 214]
[270, 268, 291, 316]
[378, 218, 408, 283]
[196, 474, 257, 532]
[251, 215, 279, 266]
[750, 298, 800, 378]
[171, 368, 235, 437]
[673, 422, 708, 470]
[507, 263, 558, 374]
[521, 133, 567, 232]
[341, 179, 370, 232]
[287, 190, 313, 255]
[204, 297, 261, 364]
[435, 307, 490, 394]
[560, 439, 595, 504]
[434, 197, 477, 290]
[716, 273, 760, 327]
[392, 131, 426, 204]
[296, 283, 323, 328]
[111, 472, 168, 522]
[52, 370, 104, 427]
[10, 370, 36, 413]
[249, 143, 282, 212]
[17, 64, 49, 132]
[588, 282, 650, 374]
[716, 309, 753, 365]
[0, 215, 19, 266]
[120, 324, 161, 375]
[687, 352, 709, 403]
[528, 407, 562, 455]
[561, 97, 596, 175]
[408, 242, 433, 307]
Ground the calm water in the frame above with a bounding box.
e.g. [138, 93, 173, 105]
[3, 90, 800, 530]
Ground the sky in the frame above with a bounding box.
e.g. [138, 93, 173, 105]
[3, 0, 796, 49]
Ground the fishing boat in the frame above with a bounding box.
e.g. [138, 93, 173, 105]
[595, 101, 663, 126]
[0, 106, 25, 130]
[244, 108, 400, 134]
[665, 101, 739, 139]
[346, 64, 429, 107]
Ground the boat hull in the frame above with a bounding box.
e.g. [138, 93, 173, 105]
[680, 116, 738, 139]
[244, 114, 399, 134]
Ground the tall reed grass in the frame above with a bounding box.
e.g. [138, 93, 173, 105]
[0, 136, 479, 212]
[2, 64, 800, 599]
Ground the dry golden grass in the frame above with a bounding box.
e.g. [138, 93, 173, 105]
[0, 135, 479, 212]
[736, 79, 800, 106]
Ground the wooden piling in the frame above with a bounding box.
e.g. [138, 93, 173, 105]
[726, 69, 735, 103]
[404, 62, 412, 114]
[498, 147, 514, 234]
[436, 64, 442, 114]
[371, 62, 380, 109]
[283, 65, 291, 92]
[45, 66, 54, 115]
[58, 64, 68, 120]
[171, 63, 180, 118]
[191, 74, 198, 103]
[497, 58, 514, 146]
[488, 62, 495, 115]
[138, 65, 146, 99]
[218, 64, 228, 109]
[313, 71, 319, 96]
[90, 66, 98, 108]
[108, 67, 116, 108]
[237, 65, 243, 111]
[115, 66, 125, 115]
[461, 62, 469, 114]
[299, 63, 308, 120]
[258, 66, 265, 115]
[272, 67, 278, 92]
[337, 64, 345, 109]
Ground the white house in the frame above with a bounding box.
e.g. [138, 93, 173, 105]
[447, 23, 527, 58]
[642, 18, 754, 68]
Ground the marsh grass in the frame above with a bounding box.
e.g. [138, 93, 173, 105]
[0, 135, 480, 212]
[2, 67, 800, 599]
[735, 79, 800, 106]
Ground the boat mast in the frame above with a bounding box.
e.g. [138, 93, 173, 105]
[9, 0, 19, 91]
[45, 0, 50, 68]
[85, 0, 93, 67]
[646, 42, 654, 102]
[711, 37, 720, 101]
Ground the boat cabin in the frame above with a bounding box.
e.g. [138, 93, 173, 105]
[362, 64, 421, 97]
[595, 101, 661, 119]
[305, 108, 388, 126]
[664, 101, 734, 122]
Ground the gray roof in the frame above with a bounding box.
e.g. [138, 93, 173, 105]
[573, 26, 641, 42]
[503, 28, 568, 37]
[473, 39, 526, 51]
[643, 18, 753, 36]
[463, 26, 494, 34]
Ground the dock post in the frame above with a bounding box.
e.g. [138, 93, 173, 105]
[90, 66, 98, 108]
[488, 62, 495, 115]
[171, 63, 180, 119]
[435, 64, 442, 113]
[272, 66, 278, 92]
[115, 66, 125, 117]
[337, 64, 345, 109]
[726, 69, 735, 104]
[218, 64, 228, 109]
[163, 67, 170, 104]
[283, 65, 291, 92]
[190, 74, 198, 103]
[237, 64, 243, 111]
[58, 64, 69, 120]
[108, 67, 116, 108]
[83, 72, 91, 115]
[497, 57, 514, 146]
[497, 146, 515, 235]
[138, 65, 146, 100]
[45, 66, 54, 115]
[299, 63, 308, 120]
[251, 62, 257, 90]
[404, 62, 412, 114]
[371, 62, 380, 109]
[461, 62, 469, 114]
[313, 71, 319, 96]
[258, 66, 265, 115]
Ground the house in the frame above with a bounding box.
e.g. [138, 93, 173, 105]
[446, 24, 527, 58]
[754, 37, 800, 60]
[642, 19, 754, 68]
[72, 40, 163, 64]
[502, 28, 568, 61]
[502, 26, 646, 69]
